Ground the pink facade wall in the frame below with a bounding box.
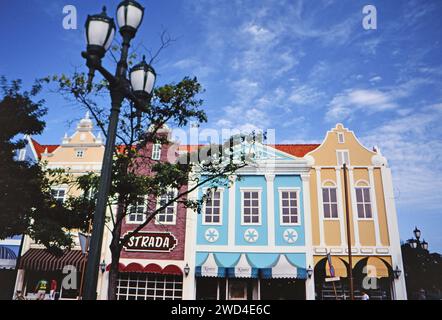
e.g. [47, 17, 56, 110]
[120, 136, 187, 261]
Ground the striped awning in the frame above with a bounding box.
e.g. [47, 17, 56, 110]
[196, 253, 226, 277]
[19, 249, 86, 271]
[227, 254, 259, 278]
[0, 246, 17, 270]
[261, 254, 306, 279]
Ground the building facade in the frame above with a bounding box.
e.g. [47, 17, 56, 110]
[9, 120, 407, 300]
[96, 126, 193, 300]
[187, 142, 318, 300]
[13, 112, 105, 300]
[307, 124, 407, 300]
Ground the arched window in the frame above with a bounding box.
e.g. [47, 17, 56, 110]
[355, 180, 372, 219]
[322, 181, 338, 219]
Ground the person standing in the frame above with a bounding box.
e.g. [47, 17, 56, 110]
[50, 279, 57, 300]
[35, 279, 48, 300]
[361, 291, 370, 300]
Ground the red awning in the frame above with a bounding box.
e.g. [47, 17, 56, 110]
[124, 263, 144, 272]
[19, 249, 86, 271]
[162, 264, 183, 275]
[105, 262, 182, 275]
[144, 263, 162, 274]
[106, 263, 125, 272]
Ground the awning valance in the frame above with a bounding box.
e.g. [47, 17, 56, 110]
[0, 246, 17, 270]
[227, 254, 259, 278]
[261, 254, 306, 279]
[355, 256, 392, 278]
[106, 262, 183, 275]
[19, 249, 86, 271]
[196, 253, 226, 278]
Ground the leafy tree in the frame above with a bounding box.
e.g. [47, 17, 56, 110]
[0, 77, 92, 254]
[402, 243, 442, 300]
[45, 70, 257, 299]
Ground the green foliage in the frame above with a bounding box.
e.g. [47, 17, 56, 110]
[0, 77, 92, 253]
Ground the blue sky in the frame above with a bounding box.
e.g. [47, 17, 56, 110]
[1, 0, 441, 251]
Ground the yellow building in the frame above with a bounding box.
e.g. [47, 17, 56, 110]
[14, 112, 104, 300]
[305, 124, 406, 300]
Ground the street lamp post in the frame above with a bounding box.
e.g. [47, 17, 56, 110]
[81, 1, 156, 300]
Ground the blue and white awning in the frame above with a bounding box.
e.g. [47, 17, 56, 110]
[261, 254, 307, 279]
[196, 253, 226, 277]
[227, 254, 259, 278]
[0, 245, 17, 270]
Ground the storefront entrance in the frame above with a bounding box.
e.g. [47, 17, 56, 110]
[260, 279, 306, 300]
[116, 272, 183, 300]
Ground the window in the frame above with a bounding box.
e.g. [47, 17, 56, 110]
[337, 150, 350, 166]
[117, 273, 183, 300]
[51, 188, 66, 204]
[204, 189, 222, 224]
[242, 190, 260, 224]
[322, 187, 338, 218]
[280, 190, 299, 225]
[76, 150, 85, 158]
[19, 149, 26, 161]
[152, 144, 161, 160]
[127, 196, 146, 223]
[356, 187, 372, 218]
[156, 191, 176, 224]
[338, 132, 345, 144]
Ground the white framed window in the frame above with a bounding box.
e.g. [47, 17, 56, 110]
[279, 189, 300, 225]
[19, 149, 26, 161]
[338, 132, 345, 144]
[355, 186, 373, 219]
[203, 189, 223, 225]
[241, 189, 261, 225]
[51, 188, 66, 204]
[337, 150, 350, 166]
[127, 196, 147, 223]
[322, 187, 338, 219]
[152, 144, 162, 160]
[156, 190, 177, 225]
[76, 149, 85, 158]
[117, 273, 183, 300]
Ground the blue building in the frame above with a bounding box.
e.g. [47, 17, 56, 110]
[191, 142, 314, 300]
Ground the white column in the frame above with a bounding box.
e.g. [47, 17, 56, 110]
[265, 174, 275, 246]
[228, 175, 237, 247]
[381, 167, 407, 300]
[315, 168, 325, 247]
[348, 168, 361, 247]
[183, 174, 199, 300]
[302, 173, 315, 300]
[13, 270, 25, 298]
[335, 169, 347, 247]
[368, 168, 382, 247]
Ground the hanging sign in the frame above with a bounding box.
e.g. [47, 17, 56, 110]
[122, 231, 178, 252]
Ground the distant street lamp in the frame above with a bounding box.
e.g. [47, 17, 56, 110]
[81, 1, 156, 300]
[421, 240, 429, 251]
[413, 227, 421, 240]
[306, 265, 313, 279]
[393, 266, 402, 279]
[407, 227, 429, 251]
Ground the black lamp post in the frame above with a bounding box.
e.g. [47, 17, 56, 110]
[81, 1, 156, 300]
[413, 227, 421, 241]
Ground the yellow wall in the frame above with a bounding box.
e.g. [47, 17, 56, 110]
[308, 124, 390, 249]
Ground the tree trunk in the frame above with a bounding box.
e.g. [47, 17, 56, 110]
[107, 198, 125, 300]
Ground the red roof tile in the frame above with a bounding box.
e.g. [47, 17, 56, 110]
[31, 138, 59, 159]
[273, 144, 320, 157]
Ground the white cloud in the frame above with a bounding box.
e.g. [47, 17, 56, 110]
[326, 89, 398, 120]
[361, 107, 442, 209]
[289, 85, 325, 105]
